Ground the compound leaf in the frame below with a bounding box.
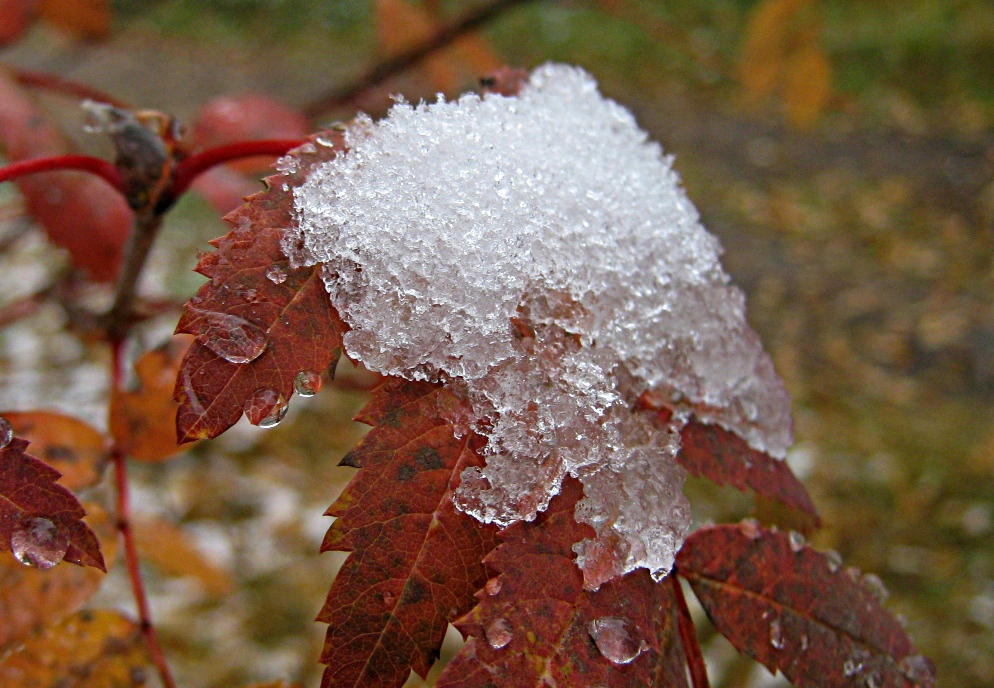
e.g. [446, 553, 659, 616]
[676, 524, 935, 688]
[174, 132, 348, 442]
[318, 379, 499, 688]
[438, 478, 688, 688]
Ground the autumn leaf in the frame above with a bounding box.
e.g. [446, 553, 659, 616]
[438, 478, 689, 687]
[0, 609, 149, 688]
[0, 503, 116, 654]
[318, 379, 499, 688]
[0, 0, 37, 46]
[37, 0, 111, 40]
[133, 516, 233, 597]
[0, 67, 132, 282]
[676, 524, 936, 688]
[110, 335, 195, 462]
[1, 411, 108, 490]
[0, 436, 104, 571]
[174, 132, 349, 442]
[677, 419, 819, 525]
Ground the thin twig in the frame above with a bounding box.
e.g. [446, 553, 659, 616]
[0, 155, 125, 192]
[10, 66, 130, 108]
[302, 0, 537, 118]
[169, 138, 305, 201]
[101, 210, 163, 341]
[671, 573, 712, 688]
[110, 341, 177, 688]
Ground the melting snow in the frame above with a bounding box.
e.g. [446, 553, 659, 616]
[286, 64, 792, 587]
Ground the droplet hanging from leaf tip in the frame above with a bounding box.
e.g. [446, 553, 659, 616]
[788, 529, 806, 552]
[769, 618, 785, 649]
[244, 388, 288, 428]
[484, 617, 513, 649]
[587, 617, 645, 665]
[739, 517, 761, 539]
[0, 415, 12, 448]
[10, 517, 70, 570]
[294, 370, 322, 397]
[824, 548, 842, 572]
[860, 572, 889, 602]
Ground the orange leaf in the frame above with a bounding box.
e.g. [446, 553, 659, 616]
[37, 0, 110, 40]
[0, 609, 149, 687]
[783, 41, 832, 129]
[133, 516, 233, 597]
[1, 412, 108, 490]
[0, 504, 116, 654]
[110, 335, 195, 462]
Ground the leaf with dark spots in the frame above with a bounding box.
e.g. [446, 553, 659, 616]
[676, 524, 935, 688]
[174, 131, 349, 442]
[1, 411, 108, 490]
[317, 378, 499, 688]
[677, 418, 819, 525]
[0, 437, 105, 571]
[438, 478, 689, 688]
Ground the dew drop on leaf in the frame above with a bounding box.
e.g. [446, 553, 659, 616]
[738, 517, 761, 540]
[788, 530, 806, 552]
[11, 517, 70, 570]
[485, 617, 513, 649]
[587, 617, 646, 665]
[194, 309, 267, 364]
[800, 633, 809, 651]
[293, 370, 322, 397]
[0, 415, 12, 448]
[860, 572, 889, 602]
[864, 670, 882, 688]
[845, 565, 862, 582]
[769, 618, 785, 650]
[244, 388, 288, 428]
[843, 650, 867, 677]
[242, 287, 259, 303]
[897, 654, 934, 682]
[382, 591, 396, 606]
[825, 549, 843, 573]
[265, 265, 288, 284]
[484, 577, 502, 596]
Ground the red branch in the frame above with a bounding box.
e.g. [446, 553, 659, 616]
[672, 573, 712, 688]
[169, 138, 304, 200]
[0, 155, 125, 193]
[10, 67, 130, 108]
[110, 341, 177, 688]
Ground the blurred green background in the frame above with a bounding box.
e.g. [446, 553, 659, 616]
[0, 0, 991, 686]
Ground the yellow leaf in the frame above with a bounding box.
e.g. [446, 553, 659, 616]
[0, 504, 116, 654]
[134, 517, 233, 597]
[1, 412, 109, 490]
[783, 41, 832, 129]
[0, 610, 147, 688]
[109, 335, 195, 463]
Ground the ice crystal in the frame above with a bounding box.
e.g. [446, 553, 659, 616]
[287, 64, 792, 586]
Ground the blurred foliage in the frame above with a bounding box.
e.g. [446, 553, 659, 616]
[1, 0, 992, 686]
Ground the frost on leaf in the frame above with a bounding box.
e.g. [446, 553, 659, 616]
[676, 524, 936, 688]
[285, 63, 794, 585]
[318, 379, 498, 688]
[438, 478, 688, 687]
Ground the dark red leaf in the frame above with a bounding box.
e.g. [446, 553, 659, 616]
[0, 0, 37, 46]
[0, 436, 105, 571]
[438, 478, 689, 688]
[174, 132, 348, 442]
[678, 419, 820, 525]
[676, 524, 935, 688]
[0, 68, 131, 282]
[318, 379, 499, 688]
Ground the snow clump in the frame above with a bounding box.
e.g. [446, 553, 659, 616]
[286, 64, 793, 587]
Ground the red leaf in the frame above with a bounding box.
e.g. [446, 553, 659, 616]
[0, 436, 105, 571]
[677, 419, 819, 525]
[318, 379, 499, 688]
[0, 0, 37, 46]
[676, 524, 935, 688]
[174, 132, 348, 442]
[0, 67, 131, 282]
[439, 478, 689, 688]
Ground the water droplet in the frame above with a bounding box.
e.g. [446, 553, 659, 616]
[484, 577, 502, 596]
[0, 416, 12, 449]
[244, 388, 288, 428]
[587, 617, 646, 665]
[382, 591, 396, 606]
[845, 566, 862, 582]
[266, 265, 288, 284]
[769, 618, 785, 650]
[825, 549, 843, 573]
[739, 517, 761, 540]
[192, 309, 267, 364]
[485, 618, 513, 649]
[294, 370, 322, 397]
[788, 530, 806, 552]
[864, 670, 882, 688]
[843, 650, 868, 677]
[11, 517, 69, 569]
[860, 573, 889, 602]
[242, 287, 259, 303]
[800, 634, 809, 651]
[897, 654, 933, 682]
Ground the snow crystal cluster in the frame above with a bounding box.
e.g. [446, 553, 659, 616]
[286, 64, 792, 587]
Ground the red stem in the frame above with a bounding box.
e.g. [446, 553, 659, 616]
[11, 67, 130, 108]
[0, 155, 125, 193]
[671, 573, 712, 688]
[110, 341, 177, 688]
[169, 138, 304, 200]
